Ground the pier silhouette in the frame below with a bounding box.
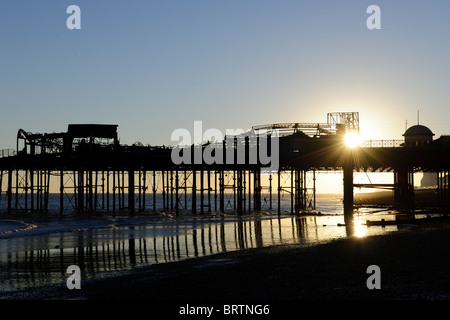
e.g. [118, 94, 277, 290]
[1, 112, 450, 220]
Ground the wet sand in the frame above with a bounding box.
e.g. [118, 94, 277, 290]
[4, 216, 450, 301]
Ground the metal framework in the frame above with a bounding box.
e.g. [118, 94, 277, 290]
[2, 111, 450, 216]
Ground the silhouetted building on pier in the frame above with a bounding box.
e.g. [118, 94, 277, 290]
[403, 124, 434, 147]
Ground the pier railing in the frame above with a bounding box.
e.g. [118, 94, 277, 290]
[360, 140, 404, 148]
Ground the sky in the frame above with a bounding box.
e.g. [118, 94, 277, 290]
[2, 0, 450, 151]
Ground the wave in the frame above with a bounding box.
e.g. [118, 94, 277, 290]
[0, 193, 345, 240]
[0, 216, 118, 240]
[0, 220, 37, 236]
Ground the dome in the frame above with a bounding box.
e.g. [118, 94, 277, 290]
[403, 125, 434, 137]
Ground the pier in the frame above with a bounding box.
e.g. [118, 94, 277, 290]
[1, 112, 450, 220]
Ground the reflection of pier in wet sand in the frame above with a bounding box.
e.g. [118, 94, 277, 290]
[0, 215, 365, 291]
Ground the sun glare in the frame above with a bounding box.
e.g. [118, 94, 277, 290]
[353, 218, 367, 238]
[344, 132, 360, 148]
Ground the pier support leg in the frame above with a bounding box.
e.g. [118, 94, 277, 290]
[394, 168, 414, 211]
[200, 169, 204, 214]
[60, 170, 64, 215]
[112, 170, 116, 214]
[161, 170, 166, 211]
[129, 170, 135, 214]
[343, 151, 354, 222]
[254, 169, 261, 211]
[175, 170, 179, 215]
[277, 170, 281, 215]
[152, 171, 156, 212]
[219, 171, 224, 213]
[248, 171, 251, 212]
[78, 170, 84, 213]
[192, 170, 197, 214]
[7, 169, 12, 213]
[107, 170, 110, 213]
[237, 170, 243, 215]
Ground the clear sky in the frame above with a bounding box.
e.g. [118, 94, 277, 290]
[2, 0, 450, 150]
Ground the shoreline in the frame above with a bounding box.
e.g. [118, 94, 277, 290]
[3, 216, 450, 301]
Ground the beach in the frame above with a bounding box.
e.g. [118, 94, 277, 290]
[4, 216, 450, 301]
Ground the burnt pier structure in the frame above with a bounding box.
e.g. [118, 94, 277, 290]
[1, 112, 450, 219]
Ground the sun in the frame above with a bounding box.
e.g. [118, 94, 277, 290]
[344, 131, 360, 148]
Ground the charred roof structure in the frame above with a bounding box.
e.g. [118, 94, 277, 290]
[17, 124, 119, 155]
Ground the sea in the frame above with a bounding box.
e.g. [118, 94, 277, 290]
[0, 193, 413, 294]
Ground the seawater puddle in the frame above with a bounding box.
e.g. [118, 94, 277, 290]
[0, 210, 398, 294]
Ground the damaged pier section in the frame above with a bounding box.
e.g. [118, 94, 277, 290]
[0, 123, 317, 215]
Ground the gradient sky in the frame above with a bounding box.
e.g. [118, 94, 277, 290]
[2, 0, 450, 150]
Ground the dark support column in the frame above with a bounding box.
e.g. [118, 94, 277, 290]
[200, 169, 204, 214]
[277, 170, 281, 215]
[233, 170, 236, 210]
[214, 171, 218, 212]
[184, 170, 187, 210]
[248, 171, 251, 212]
[343, 150, 354, 222]
[192, 170, 197, 214]
[237, 170, 243, 215]
[112, 171, 116, 214]
[269, 174, 272, 210]
[129, 170, 135, 214]
[73, 171, 77, 212]
[254, 169, 261, 211]
[60, 170, 64, 215]
[44, 170, 50, 212]
[162, 170, 166, 211]
[88, 170, 93, 211]
[0, 170, 3, 204]
[101, 171, 105, 210]
[295, 169, 300, 214]
[122, 171, 126, 210]
[166, 171, 170, 210]
[118, 171, 122, 209]
[170, 170, 173, 211]
[207, 170, 211, 213]
[30, 168, 34, 212]
[313, 169, 316, 210]
[409, 170, 415, 210]
[7, 169, 12, 213]
[128, 170, 134, 214]
[107, 170, 110, 213]
[152, 171, 156, 212]
[243, 170, 246, 214]
[219, 170, 224, 213]
[142, 170, 146, 212]
[25, 169, 28, 213]
[138, 170, 142, 212]
[394, 167, 414, 211]
[175, 170, 179, 215]
[15, 168, 18, 211]
[290, 169, 294, 214]
[78, 170, 84, 213]
[444, 170, 450, 210]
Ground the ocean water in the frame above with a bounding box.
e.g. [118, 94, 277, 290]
[0, 194, 398, 294]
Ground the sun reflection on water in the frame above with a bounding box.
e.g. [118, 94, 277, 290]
[353, 217, 367, 238]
